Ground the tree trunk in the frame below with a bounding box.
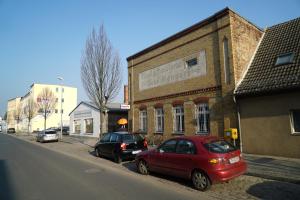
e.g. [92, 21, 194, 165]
[99, 111, 102, 139]
[44, 112, 47, 131]
[28, 119, 31, 135]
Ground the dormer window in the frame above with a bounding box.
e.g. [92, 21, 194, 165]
[275, 53, 294, 66]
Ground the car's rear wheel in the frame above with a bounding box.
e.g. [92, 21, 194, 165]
[138, 160, 149, 175]
[192, 170, 211, 191]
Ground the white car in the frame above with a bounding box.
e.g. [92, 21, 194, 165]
[36, 130, 59, 143]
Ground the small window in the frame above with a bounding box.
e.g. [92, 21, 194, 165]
[139, 110, 147, 132]
[173, 106, 184, 133]
[85, 118, 93, 134]
[62, 98, 64, 103]
[159, 140, 177, 153]
[55, 109, 58, 113]
[61, 109, 63, 114]
[275, 53, 294, 66]
[176, 140, 195, 154]
[56, 88, 59, 92]
[290, 110, 300, 134]
[62, 88, 64, 93]
[56, 98, 58, 102]
[155, 108, 164, 133]
[186, 58, 198, 68]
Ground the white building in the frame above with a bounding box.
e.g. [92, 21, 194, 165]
[8, 83, 77, 132]
[69, 101, 129, 138]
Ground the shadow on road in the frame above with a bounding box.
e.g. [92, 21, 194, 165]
[0, 160, 16, 200]
[122, 161, 193, 189]
[247, 181, 300, 200]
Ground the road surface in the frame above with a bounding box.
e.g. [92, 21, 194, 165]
[0, 133, 203, 200]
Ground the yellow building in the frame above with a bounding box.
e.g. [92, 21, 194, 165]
[7, 83, 77, 132]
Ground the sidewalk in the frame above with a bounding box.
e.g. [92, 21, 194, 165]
[12, 133, 300, 185]
[244, 154, 300, 184]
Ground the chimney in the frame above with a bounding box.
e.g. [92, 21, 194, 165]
[124, 85, 128, 104]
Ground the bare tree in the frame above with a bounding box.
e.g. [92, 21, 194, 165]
[14, 103, 22, 132]
[36, 88, 57, 131]
[81, 25, 121, 138]
[23, 98, 37, 134]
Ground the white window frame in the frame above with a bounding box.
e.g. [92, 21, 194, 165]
[155, 108, 164, 133]
[173, 106, 184, 133]
[195, 103, 210, 134]
[139, 109, 147, 132]
[290, 110, 300, 135]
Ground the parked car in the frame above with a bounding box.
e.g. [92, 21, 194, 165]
[7, 128, 16, 134]
[135, 136, 247, 191]
[94, 132, 148, 163]
[36, 130, 59, 143]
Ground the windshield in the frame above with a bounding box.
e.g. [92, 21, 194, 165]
[204, 140, 236, 153]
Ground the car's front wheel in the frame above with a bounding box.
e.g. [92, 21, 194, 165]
[137, 160, 149, 175]
[114, 153, 122, 163]
[95, 148, 100, 157]
[192, 170, 211, 191]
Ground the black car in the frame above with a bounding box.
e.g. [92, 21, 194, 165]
[94, 132, 148, 163]
[7, 128, 16, 133]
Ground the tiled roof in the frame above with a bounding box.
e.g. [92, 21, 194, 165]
[235, 17, 300, 96]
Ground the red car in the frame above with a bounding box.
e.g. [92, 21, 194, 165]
[135, 136, 247, 191]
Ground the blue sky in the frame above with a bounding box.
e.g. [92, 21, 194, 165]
[0, 0, 299, 116]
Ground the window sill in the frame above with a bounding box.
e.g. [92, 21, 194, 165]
[154, 132, 164, 135]
[291, 132, 300, 136]
[196, 132, 209, 135]
[172, 132, 184, 135]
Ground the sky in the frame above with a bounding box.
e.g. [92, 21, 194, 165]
[0, 0, 299, 117]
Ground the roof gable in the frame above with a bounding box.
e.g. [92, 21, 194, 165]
[235, 17, 300, 96]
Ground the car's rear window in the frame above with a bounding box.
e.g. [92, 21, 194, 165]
[45, 131, 56, 134]
[122, 134, 144, 142]
[203, 140, 236, 153]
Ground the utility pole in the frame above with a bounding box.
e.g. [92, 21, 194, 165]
[57, 76, 64, 140]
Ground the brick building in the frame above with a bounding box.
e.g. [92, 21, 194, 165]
[127, 8, 263, 144]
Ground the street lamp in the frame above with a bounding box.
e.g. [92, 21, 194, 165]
[57, 76, 64, 140]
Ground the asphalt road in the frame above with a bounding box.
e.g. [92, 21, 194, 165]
[0, 133, 204, 200]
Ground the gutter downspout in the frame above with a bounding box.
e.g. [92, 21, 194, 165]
[131, 60, 134, 133]
[233, 96, 243, 153]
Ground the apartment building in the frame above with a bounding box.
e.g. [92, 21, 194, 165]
[7, 97, 21, 129]
[7, 83, 77, 132]
[127, 8, 263, 144]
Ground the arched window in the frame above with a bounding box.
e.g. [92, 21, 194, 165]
[223, 37, 230, 84]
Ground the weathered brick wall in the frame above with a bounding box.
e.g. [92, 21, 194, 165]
[230, 12, 263, 85]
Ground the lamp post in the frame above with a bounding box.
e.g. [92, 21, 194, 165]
[57, 76, 64, 140]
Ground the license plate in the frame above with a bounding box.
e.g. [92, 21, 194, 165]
[229, 156, 240, 164]
[132, 150, 142, 154]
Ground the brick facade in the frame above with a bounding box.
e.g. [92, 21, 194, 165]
[127, 8, 263, 144]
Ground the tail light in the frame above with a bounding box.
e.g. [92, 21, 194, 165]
[209, 157, 226, 165]
[143, 139, 148, 148]
[120, 143, 127, 151]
